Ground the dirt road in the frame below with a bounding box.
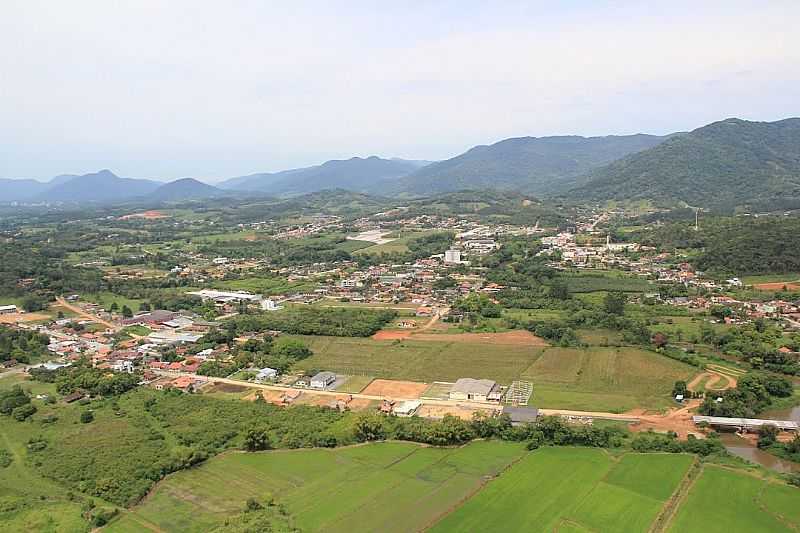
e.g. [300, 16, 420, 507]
[157, 370, 643, 422]
[55, 297, 117, 330]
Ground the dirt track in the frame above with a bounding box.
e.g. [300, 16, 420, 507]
[687, 371, 737, 392]
[411, 330, 548, 346]
[55, 297, 117, 330]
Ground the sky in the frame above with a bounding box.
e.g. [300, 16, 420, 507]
[1, 0, 798, 182]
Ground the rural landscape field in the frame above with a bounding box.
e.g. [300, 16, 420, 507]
[2, 2, 800, 531]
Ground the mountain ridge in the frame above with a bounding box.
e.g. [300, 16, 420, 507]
[568, 117, 800, 211]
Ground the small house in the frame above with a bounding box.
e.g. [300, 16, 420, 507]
[255, 367, 278, 383]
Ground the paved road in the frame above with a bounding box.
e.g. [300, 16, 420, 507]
[156, 370, 642, 422]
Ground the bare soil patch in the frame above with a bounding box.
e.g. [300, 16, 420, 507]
[120, 210, 169, 220]
[753, 281, 800, 291]
[361, 379, 429, 399]
[417, 404, 499, 420]
[372, 330, 413, 340]
[411, 330, 549, 346]
[0, 312, 49, 324]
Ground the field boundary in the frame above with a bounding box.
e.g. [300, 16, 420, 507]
[419, 446, 530, 531]
[650, 459, 701, 533]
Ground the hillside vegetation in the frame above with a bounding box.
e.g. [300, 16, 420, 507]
[393, 134, 666, 196]
[570, 118, 800, 211]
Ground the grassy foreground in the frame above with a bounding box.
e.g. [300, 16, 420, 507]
[106, 440, 527, 533]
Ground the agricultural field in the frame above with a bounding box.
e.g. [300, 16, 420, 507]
[105, 440, 527, 533]
[667, 465, 799, 532]
[294, 337, 694, 412]
[292, 335, 544, 384]
[522, 347, 694, 412]
[430, 448, 694, 533]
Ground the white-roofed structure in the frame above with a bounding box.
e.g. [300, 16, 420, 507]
[692, 416, 799, 432]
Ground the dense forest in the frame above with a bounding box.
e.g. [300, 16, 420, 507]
[629, 215, 800, 275]
[228, 307, 396, 337]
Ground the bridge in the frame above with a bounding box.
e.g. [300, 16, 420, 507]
[692, 415, 799, 432]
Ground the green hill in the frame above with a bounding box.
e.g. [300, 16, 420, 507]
[569, 118, 800, 211]
[392, 134, 667, 196]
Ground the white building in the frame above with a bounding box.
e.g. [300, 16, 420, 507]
[187, 289, 262, 303]
[260, 299, 283, 311]
[310, 371, 336, 389]
[449, 378, 503, 403]
[444, 249, 461, 264]
[255, 367, 278, 383]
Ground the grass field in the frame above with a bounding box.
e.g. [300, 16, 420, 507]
[353, 230, 440, 255]
[105, 440, 527, 533]
[215, 276, 317, 295]
[0, 376, 94, 532]
[431, 448, 694, 533]
[293, 335, 544, 384]
[523, 347, 694, 412]
[293, 337, 694, 412]
[667, 465, 798, 532]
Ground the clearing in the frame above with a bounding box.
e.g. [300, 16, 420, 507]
[360, 379, 429, 399]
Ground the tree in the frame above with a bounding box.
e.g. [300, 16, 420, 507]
[12, 403, 36, 421]
[243, 428, 271, 451]
[121, 305, 133, 318]
[671, 380, 688, 398]
[109, 302, 119, 313]
[652, 332, 669, 349]
[139, 302, 151, 312]
[603, 292, 627, 315]
[353, 412, 387, 442]
[271, 338, 312, 359]
[548, 281, 569, 300]
[757, 424, 779, 449]
[80, 410, 94, 424]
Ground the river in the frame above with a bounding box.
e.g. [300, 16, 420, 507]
[718, 402, 800, 474]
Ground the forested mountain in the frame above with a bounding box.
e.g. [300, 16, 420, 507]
[146, 178, 226, 201]
[390, 134, 668, 196]
[221, 157, 430, 195]
[569, 118, 800, 211]
[35, 170, 162, 203]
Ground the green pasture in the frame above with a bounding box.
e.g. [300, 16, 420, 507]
[431, 448, 693, 533]
[106, 440, 527, 533]
[292, 335, 543, 384]
[667, 465, 798, 532]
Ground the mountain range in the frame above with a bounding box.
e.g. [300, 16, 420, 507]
[2, 117, 799, 210]
[220, 156, 431, 195]
[567, 118, 800, 211]
[389, 134, 669, 196]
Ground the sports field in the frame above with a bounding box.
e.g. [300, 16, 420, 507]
[431, 448, 695, 533]
[105, 440, 527, 533]
[293, 337, 694, 412]
[667, 465, 799, 532]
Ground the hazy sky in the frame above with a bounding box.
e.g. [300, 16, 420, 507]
[2, 0, 798, 182]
